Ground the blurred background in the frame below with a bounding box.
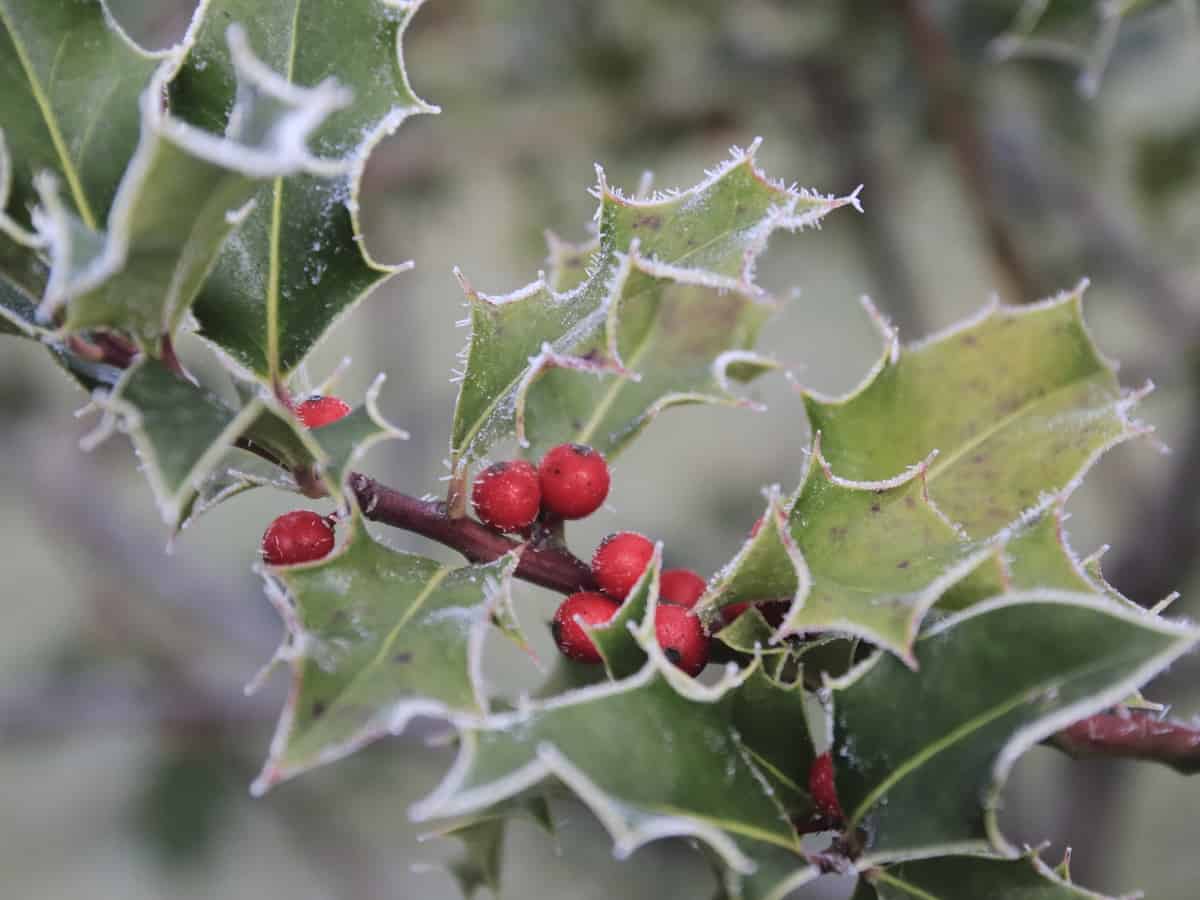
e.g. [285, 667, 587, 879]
[3, 1, 1200, 897]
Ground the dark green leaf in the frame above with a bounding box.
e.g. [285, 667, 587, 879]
[171, 0, 438, 382]
[37, 25, 354, 346]
[0, 0, 158, 231]
[867, 852, 1118, 899]
[412, 656, 804, 879]
[450, 145, 861, 473]
[252, 524, 522, 794]
[832, 593, 1197, 863]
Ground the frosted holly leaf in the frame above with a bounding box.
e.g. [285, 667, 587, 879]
[449, 143, 862, 473]
[936, 494, 1144, 614]
[543, 229, 597, 293]
[252, 523, 524, 795]
[420, 796, 554, 899]
[168, 0, 438, 384]
[858, 851, 1120, 899]
[831, 592, 1198, 864]
[0, 129, 48, 336]
[700, 439, 991, 665]
[0, 0, 158, 233]
[585, 542, 662, 680]
[802, 287, 1147, 539]
[412, 652, 805, 880]
[176, 450, 301, 534]
[89, 358, 404, 526]
[33, 24, 356, 349]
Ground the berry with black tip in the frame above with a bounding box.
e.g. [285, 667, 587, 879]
[808, 751, 843, 820]
[655, 603, 709, 676]
[551, 592, 620, 664]
[472, 460, 541, 532]
[538, 443, 610, 519]
[659, 568, 706, 608]
[261, 510, 335, 565]
[592, 531, 654, 600]
[296, 395, 352, 429]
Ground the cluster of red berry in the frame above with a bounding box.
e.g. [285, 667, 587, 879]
[259, 395, 351, 566]
[257, 402, 845, 822]
[473, 443, 712, 676]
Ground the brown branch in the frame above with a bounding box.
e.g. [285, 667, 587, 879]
[893, 0, 1043, 304]
[349, 473, 595, 595]
[1051, 710, 1200, 775]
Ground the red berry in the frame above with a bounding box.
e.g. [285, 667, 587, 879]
[472, 460, 541, 532]
[551, 592, 620, 663]
[296, 395, 352, 429]
[592, 531, 655, 600]
[538, 443, 610, 519]
[721, 600, 789, 627]
[659, 568, 707, 608]
[261, 510, 335, 565]
[808, 751, 843, 820]
[655, 604, 710, 676]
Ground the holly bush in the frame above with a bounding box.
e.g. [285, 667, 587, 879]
[3, 2, 1198, 898]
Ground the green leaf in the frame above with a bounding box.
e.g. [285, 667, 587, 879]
[701, 444, 990, 664]
[422, 796, 555, 899]
[0, 0, 159, 232]
[585, 541, 662, 680]
[831, 592, 1198, 863]
[412, 655, 804, 879]
[937, 497, 1133, 614]
[34, 24, 355, 347]
[169, 0, 437, 383]
[252, 521, 523, 795]
[449, 144, 861, 473]
[802, 288, 1145, 538]
[865, 852, 1118, 899]
[91, 358, 404, 526]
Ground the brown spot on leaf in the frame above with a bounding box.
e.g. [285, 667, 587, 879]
[636, 214, 662, 231]
[870, 502, 881, 513]
[312, 701, 326, 719]
[896, 560, 910, 569]
[393, 652, 413, 665]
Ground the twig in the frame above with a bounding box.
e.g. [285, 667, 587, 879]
[892, 0, 1043, 303]
[349, 474, 595, 595]
[1051, 709, 1200, 775]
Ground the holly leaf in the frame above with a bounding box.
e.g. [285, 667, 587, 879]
[421, 796, 554, 899]
[701, 443, 990, 664]
[701, 292, 1147, 662]
[937, 495, 1139, 614]
[863, 852, 1119, 899]
[412, 653, 805, 881]
[252, 522, 525, 795]
[169, 0, 437, 384]
[831, 592, 1198, 864]
[0, 0, 159, 233]
[585, 542, 662, 680]
[33, 24, 355, 348]
[90, 358, 404, 527]
[802, 288, 1146, 539]
[449, 144, 862, 473]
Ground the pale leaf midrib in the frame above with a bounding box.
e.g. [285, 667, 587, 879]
[0, 4, 98, 228]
